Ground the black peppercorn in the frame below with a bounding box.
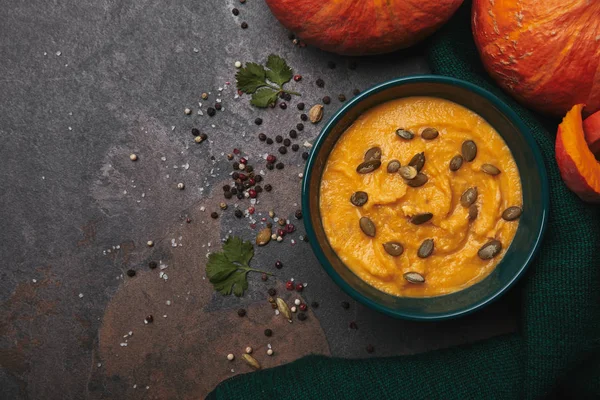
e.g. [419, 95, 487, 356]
[145, 315, 153, 323]
[327, 61, 336, 69]
[230, 187, 238, 195]
[126, 269, 136, 277]
[232, 172, 240, 180]
[236, 192, 244, 199]
[316, 78, 325, 88]
[207, 107, 216, 117]
[278, 146, 287, 154]
[148, 261, 158, 269]
[258, 133, 267, 141]
[264, 184, 272, 192]
[266, 163, 274, 170]
[241, 21, 248, 29]
[210, 212, 219, 219]
[302, 152, 309, 160]
[283, 138, 291, 147]
[341, 301, 350, 309]
[237, 308, 246, 317]
[264, 329, 273, 337]
[268, 288, 277, 296]
[338, 94, 346, 102]
[232, 162, 239, 170]
[289, 130, 297, 139]
[323, 96, 331, 105]
[297, 312, 307, 321]
[295, 210, 303, 219]
[279, 102, 287, 110]
[353, 88, 361, 96]
[275, 260, 283, 269]
[234, 209, 243, 218]
[296, 123, 304, 131]
[300, 114, 308, 121]
[266, 138, 273, 145]
[200, 133, 208, 141]
[275, 162, 284, 170]
[283, 93, 292, 101]
[292, 144, 299, 152]
[297, 103, 305, 111]
[254, 117, 262, 125]
[232, 8, 239, 15]
[223, 184, 231, 192]
[192, 128, 200, 136]
[224, 191, 232, 199]
[215, 103, 222, 111]
[275, 135, 283, 143]
[254, 175, 263, 182]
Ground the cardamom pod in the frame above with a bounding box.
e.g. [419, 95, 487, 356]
[309, 104, 324, 123]
[276, 297, 292, 323]
[242, 354, 261, 370]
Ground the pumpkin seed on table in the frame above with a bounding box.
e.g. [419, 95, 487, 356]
[468, 204, 478, 221]
[417, 239, 434, 258]
[449, 155, 464, 171]
[359, 216, 376, 237]
[404, 271, 425, 284]
[350, 191, 368, 207]
[386, 159, 401, 173]
[395, 128, 414, 140]
[420, 127, 439, 140]
[462, 140, 477, 162]
[408, 152, 426, 172]
[406, 173, 428, 188]
[502, 206, 523, 221]
[383, 242, 404, 257]
[364, 146, 382, 161]
[481, 163, 501, 176]
[460, 187, 478, 207]
[410, 213, 433, 225]
[399, 165, 418, 180]
[478, 239, 503, 260]
[356, 159, 381, 174]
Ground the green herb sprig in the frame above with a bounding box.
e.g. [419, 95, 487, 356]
[205, 236, 272, 296]
[235, 54, 300, 108]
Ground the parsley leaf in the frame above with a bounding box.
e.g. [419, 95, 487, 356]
[205, 236, 272, 297]
[236, 54, 300, 108]
[265, 54, 292, 86]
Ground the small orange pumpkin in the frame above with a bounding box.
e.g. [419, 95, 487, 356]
[472, 0, 600, 117]
[265, 0, 464, 56]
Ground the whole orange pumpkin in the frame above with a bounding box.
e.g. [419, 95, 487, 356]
[472, 0, 600, 117]
[265, 0, 464, 56]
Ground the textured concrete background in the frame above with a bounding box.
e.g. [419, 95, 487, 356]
[0, 0, 518, 398]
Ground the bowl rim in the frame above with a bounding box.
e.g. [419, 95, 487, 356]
[301, 74, 549, 321]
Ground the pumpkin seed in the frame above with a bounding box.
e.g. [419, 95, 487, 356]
[395, 128, 414, 140]
[406, 173, 428, 188]
[364, 146, 382, 161]
[449, 155, 464, 171]
[383, 242, 404, 257]
[256, 227, 271, 246]
[502, 206, 522, 221]
[387, 159, 401, 173]
[462, 140, 477, 162]
[417, 239, 434, 258]
[356, 159, 381, 174]
[308, 104, 324, 123]
[359, 216, 376, 237]
[411, 213, 433, 225]
[403, 271, 425, 284]
[460, 187, 478, 207]
[399, 165, 418, 180]
[421, 127, 439, 140]
[408, 152, 426, 172]
[469, 204, 478, 221]
[478, 239, 503, 260]
[243, 354, 262, 370]
[481, 163, 501, 176]
[350, 191, 368, 207]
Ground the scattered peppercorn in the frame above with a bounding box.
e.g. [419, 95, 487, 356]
[316, 78, 325, 88]
[232, 172, 240, 180]
[338, 94, 346, 102]
[264, 329, 273, 337]
[145, 315, 154, 323]
[219, 202, 227, 210]
[289, 130, 298, 139]
[255, 175, 262, 182]
[302, 152, 309, 160]
[280, 102, 287, 110]
[215, 103, 222, 111]
[232, 8, 239, 15]
[223, 184, 231, 192]
[275, 260, 283, 269]
[201, 92, 209, 100]
[238, 173, 247, 181]
[258, 133, 267, 141]
[311, 301, 319, 308]
[200, 133, 208, 141]
[261, 273, 268, 281]
[192, 128, 200, 136]
[298, 312, 307, 321]
[299, 303, 308, 312]
[295, 283, 304, 292]
[275, 162, 284, 170]
[275, 135, 283, 143]
[322, 96, 331, 104]
[248, 189, 257, 198]
[293, 74, 302, 82]
[350, 321, 358, 329]
[210, 212, 219, 219]
[246, 165, 254, 173]
[268, 288, 277, 296]
[266, 138, 273, 145]
[264, 184, 272, 192]
[296, 123, 304, 131]
[278, 146, 287, 154]
[283, 138, 291, 146]
[300, 113, 308, 121]
[266, 163, 274, 170]
[266, 154, 276, 163]
[297, 103, 305, 111]
[292, 144, 299, 152]
[353, 88, 361, 96]
[126, 269, 136, 277]
[227, 153, 234, 160]
[237, 308, 247, 317]
[341, 301, 350, 310]
[207, 107, 216, 117]
[148, 261, 158, 269]
[241, 21, 248, 29]
[282, 93, 292, 101]
[295, 210, 303, 219]
[237, 192, 244, 199]
[230, 188, 238, 195]
[286, 281, 294, 290]
[235, 209, 243, 218]
[366, 344, 375, 353]
[255, 117, 262, 125]
[224, 191, 232, 199]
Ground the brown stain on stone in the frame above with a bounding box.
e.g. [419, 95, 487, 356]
[77, 219, 100, 247]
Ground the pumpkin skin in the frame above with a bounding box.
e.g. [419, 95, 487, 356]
[472, 0, 600, 117]
[265, 0, 464, 56]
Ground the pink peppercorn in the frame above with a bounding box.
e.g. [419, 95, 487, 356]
[249, 178, 256, 185]
[233, 148, 241, 155]
[293, 74, 302, 82]
[239, 157, 247, 164]
[266, 155, 276, 163]
[248, 207, 255, 214]
[249, 189, 257, 198]
[286, 281, 294, 290]
[238, 173, 247, 181]
[285, 224, 295, 233]
[295, 283, 304, 292]
[299, 303, 307, 311]
[277, 228, 285, 237]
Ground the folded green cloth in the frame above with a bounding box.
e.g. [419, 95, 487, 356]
[208, 3, 600, 399]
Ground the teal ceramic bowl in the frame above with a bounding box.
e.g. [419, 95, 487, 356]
[302, 75, 549, 321]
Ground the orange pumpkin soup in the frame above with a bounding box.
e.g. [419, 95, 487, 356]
[319, 97, 522, 297]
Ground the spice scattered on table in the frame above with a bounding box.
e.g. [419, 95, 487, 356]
[129, 154, 138, 161]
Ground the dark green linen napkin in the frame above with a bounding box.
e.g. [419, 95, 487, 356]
[208, 3, 600, 399]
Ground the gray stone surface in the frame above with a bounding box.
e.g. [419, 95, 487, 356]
[0, 0, 518, 398]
